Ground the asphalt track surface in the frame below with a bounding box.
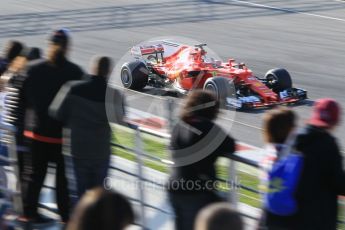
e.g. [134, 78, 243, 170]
[1, 0, 344, 150]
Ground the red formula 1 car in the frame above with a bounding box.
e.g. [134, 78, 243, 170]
[120, 41, 307, 109]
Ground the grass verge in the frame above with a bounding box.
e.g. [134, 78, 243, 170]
[112, 125, 262, 208]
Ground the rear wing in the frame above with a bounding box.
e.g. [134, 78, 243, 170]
[130, 40, 181, 58]
[131, 44, 164, 58]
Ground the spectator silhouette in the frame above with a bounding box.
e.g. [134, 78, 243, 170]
[18, 29, 84, 223]
[66, 187, 134, 230]
[0, 40, 24, 76]
[195, 202, 243, 230]
[293, 98, 345, 230]
[259, 107, 297, 230]
[50, 56, 125, 199]
[0, 47, 42, 210]
[167, 90, 236, 230]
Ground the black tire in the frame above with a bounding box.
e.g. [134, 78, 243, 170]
[265, 68, 292, 91]
[121, 61, 148, 90]
[203, 77, 235, 108]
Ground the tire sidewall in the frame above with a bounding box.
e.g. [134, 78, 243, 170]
[121, 65, 133, 88]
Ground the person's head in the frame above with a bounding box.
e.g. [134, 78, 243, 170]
[8, 47, 42, 73]
[26, 47, 41, 61]
[67, 188, 134, 230]
[263, 107, 296, 144]
[195, 202, 243, 230]
[47, 29, 70, 65]
[90, 56, 113, 79]
[3, 40, 24, 62]
[180, 90, 219, 122]
[308, 98, 341, 130]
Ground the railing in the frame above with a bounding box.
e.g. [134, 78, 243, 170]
[0, 99, 263, 229]
[9, 125, 260, 229]
[1, 99, 344, 229]
[108, 127, 261, 229]
[4, 125, 344, 229]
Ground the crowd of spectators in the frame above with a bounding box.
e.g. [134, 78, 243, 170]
[0, 29, 344, 230]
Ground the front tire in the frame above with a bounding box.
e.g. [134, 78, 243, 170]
[121, 61, 148, 90]
[265, 68, 292, 91]
[203, 77, 234, 108]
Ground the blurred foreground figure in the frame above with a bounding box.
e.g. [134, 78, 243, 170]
[66, 187, 134, 230]
[291, 98, 345, 230]
[19, 29, 83, 223]
[194, 202, 243, 230]
[167, 90, 236, 230]
[50, 56, 125, 199]
[0, 40, 24, 76]
[0, 47, 42, 209]
[259, 107, 297, 229]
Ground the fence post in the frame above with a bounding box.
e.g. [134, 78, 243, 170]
[135, 128, 148, 230]
[228, 159, 238, 208]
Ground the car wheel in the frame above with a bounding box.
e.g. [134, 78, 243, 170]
[265, 68, 292, 91]
[121, 61, 148, 90]
[203, 77, 234, 108]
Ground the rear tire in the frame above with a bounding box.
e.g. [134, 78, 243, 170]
[121, 62, 148, 90]
[265, 68, 292, 91]
[203, 77, 234, 108]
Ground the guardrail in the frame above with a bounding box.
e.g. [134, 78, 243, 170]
[110, 121, 345, 228]
[1, 98, 344, 229]
[0, 100, 288, 229]
[109, 123, 263, 228]
[108, 129, 259, 229]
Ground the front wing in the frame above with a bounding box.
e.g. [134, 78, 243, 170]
[226, 88, 308, 109]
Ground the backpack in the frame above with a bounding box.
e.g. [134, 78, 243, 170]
[263, 134, 304, 216]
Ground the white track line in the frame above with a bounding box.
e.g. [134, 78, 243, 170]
[231, 0, 345, 22]
[219, 115, 263, 130]
[110, 83, 166, 101]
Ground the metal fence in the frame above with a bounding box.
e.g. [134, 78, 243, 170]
[1, 99, 345, 229]
[0, 122, 261, 229]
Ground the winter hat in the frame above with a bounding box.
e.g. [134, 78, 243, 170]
[308, 98, 341, 128]
[50, 28, 70, 48]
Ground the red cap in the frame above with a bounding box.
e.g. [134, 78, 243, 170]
[308, 98, 341, 128]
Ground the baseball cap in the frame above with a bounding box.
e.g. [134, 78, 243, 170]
[49, 28, 70, 47]
[308, 98, 341, 128]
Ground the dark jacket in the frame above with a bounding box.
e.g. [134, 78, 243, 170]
[167, 118, 236, 194]
[19, 59, 83, 141]
[49, 75, 125, 159]
[264, 125, 345, 230]
[294, 125, 345, 230]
